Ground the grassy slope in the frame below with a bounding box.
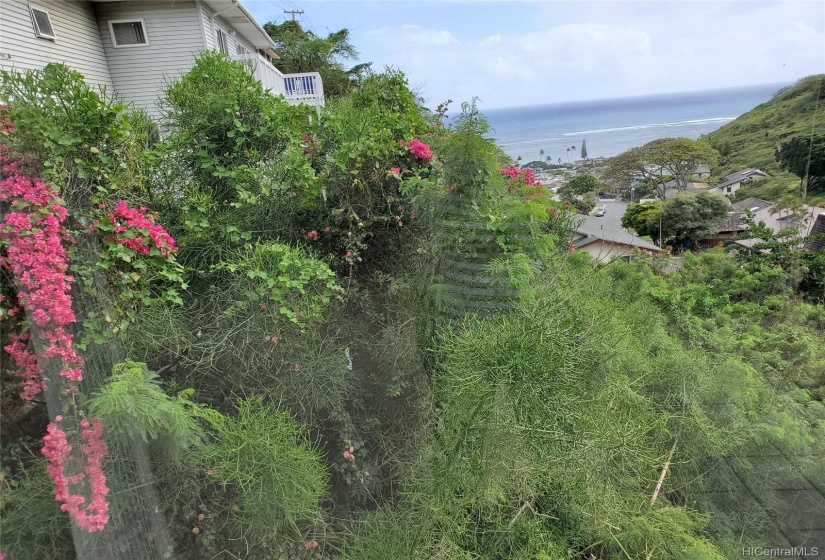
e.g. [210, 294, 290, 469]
[701, 74, 825, 201]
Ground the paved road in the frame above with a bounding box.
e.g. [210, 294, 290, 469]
[592, 200, 629, 229]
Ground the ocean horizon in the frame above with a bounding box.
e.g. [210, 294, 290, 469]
[481, 82, 788, 163]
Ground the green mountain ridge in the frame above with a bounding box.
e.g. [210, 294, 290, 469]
[701, 74, 825, 200]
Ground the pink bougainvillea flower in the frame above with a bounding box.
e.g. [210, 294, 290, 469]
[390, 167, 402, 175]
[103, 200, 178, 256]
[42, 419, 110, 532]
[406, 139, 434, 163]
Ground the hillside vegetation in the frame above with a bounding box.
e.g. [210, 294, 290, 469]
[703, 74, 825, 200]
[2, 54, 825, 558]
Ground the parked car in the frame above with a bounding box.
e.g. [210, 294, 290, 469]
[594, 208, 605, 217]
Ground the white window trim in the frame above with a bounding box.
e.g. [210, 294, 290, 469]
[29, 5, 55, 41]
[108, 19, 150, 48]
[215, 27, 230, 55]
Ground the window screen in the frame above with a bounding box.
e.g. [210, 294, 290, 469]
[30, 7, 54, 39]
[111, 21, 147, 46]
[216, 29, 229, 54]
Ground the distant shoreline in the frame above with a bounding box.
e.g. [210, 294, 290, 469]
[481, 83, 782, 162]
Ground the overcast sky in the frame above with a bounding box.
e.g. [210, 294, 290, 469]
[244, 1, 825, 110]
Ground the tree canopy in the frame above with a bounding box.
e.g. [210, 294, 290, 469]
[660, 191, 731, 247]
[622, 191, 730, 247]
[775, 134, 825, 195]
[602, 138, 719, 199]
[621, 201, 662, 240]
[563, 173, 600, 195]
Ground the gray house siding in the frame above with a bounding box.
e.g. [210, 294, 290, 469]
[200, 4, 256, 57]
[0, 0, 114, 90]
[196, 1, 214, 51]
[93, 1, 206, 119]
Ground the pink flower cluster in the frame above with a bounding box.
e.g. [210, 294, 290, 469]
[104, 200, 178, 256]
[343, 445, 356, 462]
[1, 110, 111, 534]
[4, 332, 43, 400]
[0, 174, 85, 396]
[300, 133, 320, 156]
[500, 164, 542, 187]
[42, 419, 110, 532]
[400, 138, 434, 163]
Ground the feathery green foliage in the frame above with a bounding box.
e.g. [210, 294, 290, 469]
[190, 397, 328, 543]
[0, 461, 73, 560]
[89, 361, 201, 449]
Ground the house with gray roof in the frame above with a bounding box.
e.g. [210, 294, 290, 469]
[714, 197, 825, 250]
[709, 168, 770, 196]
[572, 215, 661, 262]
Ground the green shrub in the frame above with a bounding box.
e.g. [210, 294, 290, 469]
[191, 397, 327, 543]
[0, 462, 73, 559]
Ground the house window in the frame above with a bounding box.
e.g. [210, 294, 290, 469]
[109, 20, 148, 47]
[726, 187, 732, 193]
[29, 5, 55, 40]
[216, 29, 229, 54]
[236, 43, 251, 56]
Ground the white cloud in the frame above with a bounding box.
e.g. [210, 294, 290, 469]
[359, 1, 824, 109]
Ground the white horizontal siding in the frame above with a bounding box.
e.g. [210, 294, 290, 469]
[93, 1, 206, 120]
[198, 1, 214, 50]
[213, 18, 251, 56]
[0, 0, 114, 91]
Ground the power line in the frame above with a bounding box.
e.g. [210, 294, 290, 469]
[299, 12, 319, 36]
[263, 0, 292, 23]
[284, 9, 304, 21]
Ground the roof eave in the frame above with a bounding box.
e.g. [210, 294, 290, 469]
[201, 0, 277, 50]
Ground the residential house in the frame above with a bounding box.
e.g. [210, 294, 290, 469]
[710, 197, 825, 249]
[710, 168, 770, 197]
[572, 215, 661, 262]
[0, 1, 324, 119]
[691, 164, 711, 180]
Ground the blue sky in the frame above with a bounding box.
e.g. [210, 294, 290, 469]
[243, 1, 825, 110]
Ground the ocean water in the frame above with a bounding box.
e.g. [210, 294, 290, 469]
[482, 83, 786, 163]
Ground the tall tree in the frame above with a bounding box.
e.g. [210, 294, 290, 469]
[603, 145, 668, 200]
[581, 139, 588, 160]
[263, 20, 371, 98]
[653, 138, 719, 191]
[621, 201, 662, 240]
[563, 173, 600, 195]
[659, 191, 731, 247]
[602, 138, 719, 200]
[775, 135, 825, 196]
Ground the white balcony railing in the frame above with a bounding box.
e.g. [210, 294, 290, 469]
[231, 53, 325, 110]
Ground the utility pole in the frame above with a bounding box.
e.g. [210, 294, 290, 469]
[284, 9, 304, 21]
